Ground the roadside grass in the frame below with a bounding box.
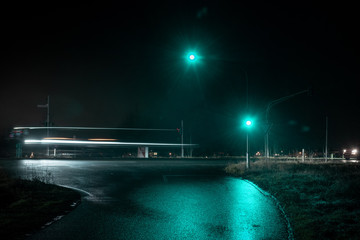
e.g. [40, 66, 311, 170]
[225, 160, 360, 240]
[0, 167, 81, 240]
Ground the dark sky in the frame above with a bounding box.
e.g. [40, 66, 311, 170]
[1, 1, 359, 154]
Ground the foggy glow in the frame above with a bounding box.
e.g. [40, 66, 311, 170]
[246, 120, 252, 126]
[24, 139, 196, 147]
[352, 149, 358, 155]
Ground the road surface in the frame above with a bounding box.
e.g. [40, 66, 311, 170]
[1, 159, 292, 239]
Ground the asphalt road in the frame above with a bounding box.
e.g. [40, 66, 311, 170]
[1, 159, 291, 240]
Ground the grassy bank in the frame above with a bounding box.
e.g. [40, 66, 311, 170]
[225, 161, 360, 239]
[0, 168, 81, 240]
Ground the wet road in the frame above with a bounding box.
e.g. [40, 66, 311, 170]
[1, 159, 291, 239]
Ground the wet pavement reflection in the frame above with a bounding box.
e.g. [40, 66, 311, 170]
[1, 159, 290, 239]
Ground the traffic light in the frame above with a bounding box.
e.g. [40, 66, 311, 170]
[245, 120, 252, 127]
[244, 119, 253, 128]
[240, 116, 255, 130]
[186, 52, 198, 62]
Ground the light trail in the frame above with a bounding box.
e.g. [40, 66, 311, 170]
[24, 139, 197, 147]
[14, 126, 178, 131]
[43, 137, 74, 140]
[88, 138, 118, 141]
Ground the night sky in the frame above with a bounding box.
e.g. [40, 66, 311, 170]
[1, 1, 359, 154]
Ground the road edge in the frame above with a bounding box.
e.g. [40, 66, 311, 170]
[243, 179, 294, 240]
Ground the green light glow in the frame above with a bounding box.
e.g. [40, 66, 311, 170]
[243, 117, 254, 129]
[186, 52, 198, 62]
[123, 177, 287, 239]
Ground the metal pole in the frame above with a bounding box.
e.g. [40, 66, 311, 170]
[325, 116, 328, 162]
[181, 120, 184, 158]
[265, 126, 269, 161]
[47, 95, 50, 157]
[189, 135, 193, 158]
[302, 148, 305, 162]
[245, 70, 249, 168]
[246, 132, 249, 169]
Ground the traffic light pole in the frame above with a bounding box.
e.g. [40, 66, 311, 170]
[181, 120, 184, 158]
[47, 96, 50, 157]
[246, 132, 249, 169]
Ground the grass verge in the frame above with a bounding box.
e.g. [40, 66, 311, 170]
[0, 168, 81, 240]
[225, 160, 360, 240]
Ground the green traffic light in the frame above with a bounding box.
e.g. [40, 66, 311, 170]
[243, 117, 254, 129]
[186, 52, 198, 62]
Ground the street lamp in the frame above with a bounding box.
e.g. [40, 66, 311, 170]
[244, 118, 253, 169]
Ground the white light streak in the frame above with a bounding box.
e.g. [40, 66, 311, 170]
[88, 138, 118, 141]
[14, 126, 177, 131]
[24, 139, 197, 147]
[43, 137, 74, 140]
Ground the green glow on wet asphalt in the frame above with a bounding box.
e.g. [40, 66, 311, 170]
[117, 177, 287, 239]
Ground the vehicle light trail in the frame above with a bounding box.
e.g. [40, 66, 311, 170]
[14, 126, 178, 131]
[24, 139, 197, 147]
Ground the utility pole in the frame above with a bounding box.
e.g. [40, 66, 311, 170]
[325, 116, 328, 162]
[246, 131, 249, 168]
[181, 120, 184, 158]
[38, 95, 50, 157]
[46, 96, 50, 157]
